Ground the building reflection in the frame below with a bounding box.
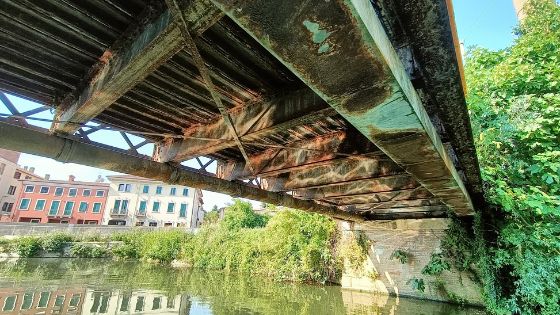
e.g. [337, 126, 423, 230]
[0, 287, 192, 315]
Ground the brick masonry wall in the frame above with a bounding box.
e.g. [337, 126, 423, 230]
[340, 218, 483, 305]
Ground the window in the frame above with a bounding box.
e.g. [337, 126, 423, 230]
[82, 189, 91, 197]
[69, 294, 81, 307]
[96, 190, 105, 197]
[170, 187, 176, 196]
[182, 188, 189, 196]
[49, 200, 61, 216]
[79, 202, 88, 212]
[39, 186, 49, 194]
[1, 202, 14, 213]
[21, 292, 34, 310]
[30, 219, 40, 223]
[167, 202, 175, 213]
[142, 185, 149, 194]
[135, 296, 145, 312]
[55, 187, 63, 196]
[24, 185, 34, 193]
[14, 171, 21, 179]
[120, 296, 130, 312]
[54, 295, 65, 307]
[152, 297, 161, 310]
[19, 198, 31, 210]
[112, 199, 128, 214]
[63, 201, 74, 216]
[153, 201, 160, 212]
[38, 292, 50, 308]
[68, 188, 77, 197]
[156, 186, 162, 194]
[149, 222, 157, 227]
[180, 203, 187, 218]
[7, 185, 16, 195]
[35, 199, 46, 211]
[118, 183, 132, 192]
[138, 200, 147, 214]
[0, 162, 4, 175]
[2, 296, 16, 311]
[25, 176, 32, 179]
[92, 202, 102, 213]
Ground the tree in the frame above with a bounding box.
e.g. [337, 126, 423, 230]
[464, 1, 560, 313]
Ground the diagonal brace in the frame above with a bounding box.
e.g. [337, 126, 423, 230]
[165, 0, 255, 174]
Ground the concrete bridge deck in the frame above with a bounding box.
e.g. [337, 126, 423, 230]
[0, 0, 482, 221]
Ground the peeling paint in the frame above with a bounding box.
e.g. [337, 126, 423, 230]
[303, 20, 331, 44]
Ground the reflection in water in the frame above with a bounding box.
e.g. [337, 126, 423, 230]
[0, 259, 485, 315]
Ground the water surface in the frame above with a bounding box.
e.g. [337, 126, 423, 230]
[0, 259, 485, 314]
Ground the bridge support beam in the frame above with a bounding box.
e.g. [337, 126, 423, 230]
[211, 0, 474, 215]
[0, 119, 362, 222]
[52, 0, 222, 134]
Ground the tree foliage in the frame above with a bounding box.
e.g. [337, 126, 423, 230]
[464, 1, 560, 313]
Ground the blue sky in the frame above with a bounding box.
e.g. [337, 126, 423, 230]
[3, 0, 519, 210]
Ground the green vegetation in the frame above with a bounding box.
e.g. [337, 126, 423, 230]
[41, 233, 73, 253]
[13, 237, 41, 257]
[421, 253, 450, 276]
[390, 249, 409, 264]
[339, 230, 369, 271]
[180, 199, 340, 283]
[449, 1, 560, 313]
[70, 243, 110, 258]
[407, 278, 425, 293]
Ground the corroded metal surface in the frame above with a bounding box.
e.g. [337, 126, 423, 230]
[0, 0, 482, 221]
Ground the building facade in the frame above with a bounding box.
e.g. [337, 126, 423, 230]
[103, 175, 204, 228]
[13, 176, 109, 224]
[0, 148, 42, 222]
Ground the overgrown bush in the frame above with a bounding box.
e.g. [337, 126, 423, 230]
[41, 233, 73, 253]
[421, 253, 451, 276]
[339, 231, 369, 271]
[140, 230, 190, 263]
[14, 237, 41, 257]
[463, 1, 560, 313]
[70, 243, 110, 258]
[407, 278, 425, 292]
[390, 249, 409, 264]
[180, 200, 340, 283]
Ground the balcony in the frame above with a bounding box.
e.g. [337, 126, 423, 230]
[136, 210, 146, 217]
[110, 208, 128, 216]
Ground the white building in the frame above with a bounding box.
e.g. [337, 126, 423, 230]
[103, 175, 204, 228]
[82, 289, 191, 314]
[0, 148, 42, 222]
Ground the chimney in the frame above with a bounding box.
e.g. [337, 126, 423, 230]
[45, 174, 51, 180]
[23, 166, 28, 171]
[29, 167, 35, 174]
[69, 175, 75, 182]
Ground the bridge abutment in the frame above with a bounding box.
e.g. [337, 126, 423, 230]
[338, 218, 483, 305]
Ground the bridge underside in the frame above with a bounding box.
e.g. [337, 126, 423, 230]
[0, 0, 482, 221]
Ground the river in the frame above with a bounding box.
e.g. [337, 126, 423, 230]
[0, 259, 485, 314]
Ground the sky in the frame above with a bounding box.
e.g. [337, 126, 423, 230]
[2, 0, 519, 211]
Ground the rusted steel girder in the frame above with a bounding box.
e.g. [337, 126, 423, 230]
[51, 0, 222, 134]
[154, 89, 337, 162]
[216, 130, 381, 180]
[211, 0, 474, 215]
[0, 120, 364, 222]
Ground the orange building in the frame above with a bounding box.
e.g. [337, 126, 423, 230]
[0, 287, 85, 314]
[13, 176, 109, 224]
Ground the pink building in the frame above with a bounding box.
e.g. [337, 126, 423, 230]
[13, 176, 109, 224]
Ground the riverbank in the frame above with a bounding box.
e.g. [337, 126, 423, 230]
[0, 200, 483, 308]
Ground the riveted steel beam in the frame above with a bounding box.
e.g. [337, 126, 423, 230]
[154, 89, 337, 162]
[52, 0, 223, 134]
[211, 0, 474, 215]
